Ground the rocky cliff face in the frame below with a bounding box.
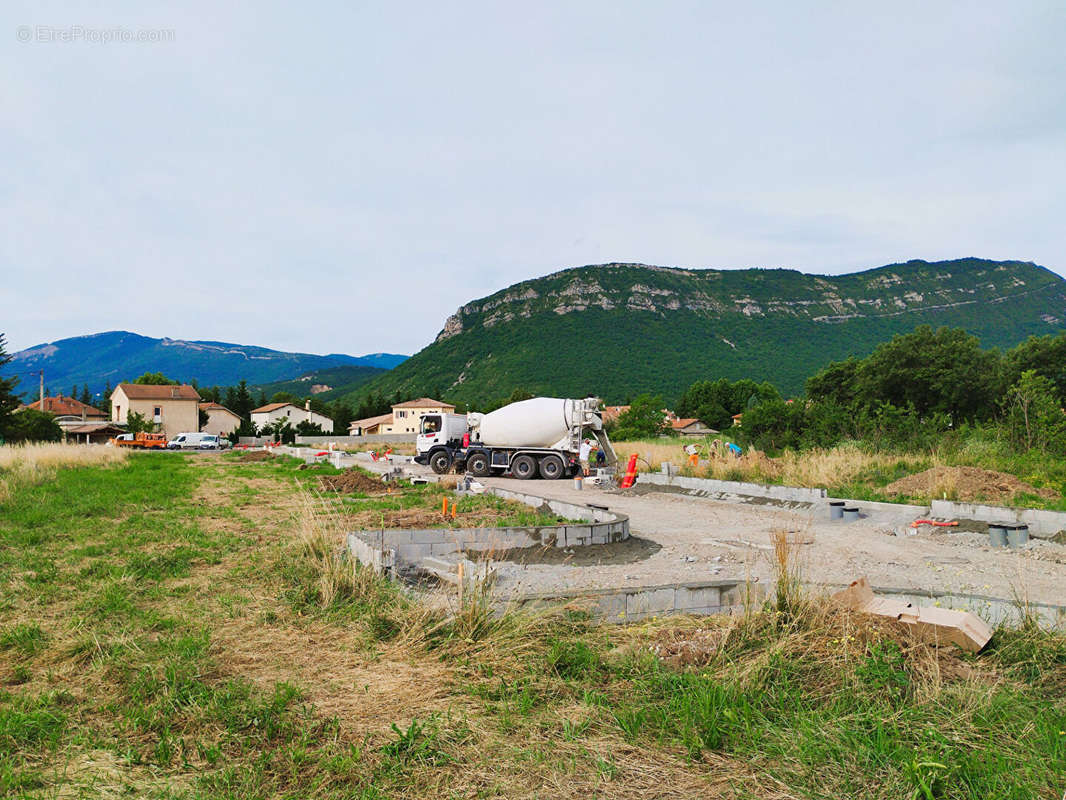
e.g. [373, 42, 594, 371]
[436, 259, 1061, 341]
[372, 257, 1066, 405]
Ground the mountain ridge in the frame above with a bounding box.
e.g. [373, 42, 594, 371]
[354, 258, 1066, 405]
[6, 331, 406, 399]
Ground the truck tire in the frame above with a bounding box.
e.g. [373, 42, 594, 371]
[538, 454, 565, 480]
[466, 451, 491, 477]
[511, 454, 538, 480]
[429, 450, 452, 474]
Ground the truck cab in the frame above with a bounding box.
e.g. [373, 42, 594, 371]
[415, 413, 468, 468]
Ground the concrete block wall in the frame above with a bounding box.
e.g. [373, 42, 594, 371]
[640, 472, 827, 503]
[509, 579, 752, 623]
[295, 434, 416, 446]
[346, 488, 630, 575]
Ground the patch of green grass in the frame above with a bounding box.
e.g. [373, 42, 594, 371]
[0, 624, 47, 656]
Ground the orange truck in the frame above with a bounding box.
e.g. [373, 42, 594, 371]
[110, 432, 168, 449]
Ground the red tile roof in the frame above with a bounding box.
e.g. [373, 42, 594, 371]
[22, 395, 107, 418]
[116, 383, 200, 401]
[671, 418, 700, 430]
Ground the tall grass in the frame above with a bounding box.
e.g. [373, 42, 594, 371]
[0, 443, 127, 503]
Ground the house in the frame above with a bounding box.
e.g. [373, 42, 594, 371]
[732, 413, 743, 427]
[670, 418, 718, 437]
[18, 395, 115, 443]
[65, 422, 127, 445]
[110, 384, 201, 438]
[347, 413, 393, 436]
[199, 402, 242, 436]
[251, 400, 334, 433]
[347, 398, 456, 436]
[601, 405, 630, 423]
[22, 395, 108, 421]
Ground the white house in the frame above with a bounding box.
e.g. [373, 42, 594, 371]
[251, 400, 334, 433]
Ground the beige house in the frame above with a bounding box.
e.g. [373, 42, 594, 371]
[199, 402, 242, 436]
[347, 412, 393, 436]
[251, 401, 334, 433]
[348, 398, 456, 436]
[111, 383, 201, 438]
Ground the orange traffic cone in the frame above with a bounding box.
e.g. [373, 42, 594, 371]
[620, 453, 638, 489]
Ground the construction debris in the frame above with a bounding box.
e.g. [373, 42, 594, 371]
[831, 577, 993, 653]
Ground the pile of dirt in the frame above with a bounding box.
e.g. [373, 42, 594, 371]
[238, 451, 275, 462]
[884, 466, 1058, 503]
[318, 469, 387, 494]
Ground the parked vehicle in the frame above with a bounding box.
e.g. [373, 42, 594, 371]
[415, 397, 616, 479]
[167, 432, 216, 450]
[110, 432, 168, 449]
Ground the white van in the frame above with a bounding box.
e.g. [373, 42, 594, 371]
[167, 432, 216, 450]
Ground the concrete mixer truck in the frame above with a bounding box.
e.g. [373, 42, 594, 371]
[414, 397, 616, 479]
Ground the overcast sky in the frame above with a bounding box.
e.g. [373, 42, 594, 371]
[3, 1, 1064, 356]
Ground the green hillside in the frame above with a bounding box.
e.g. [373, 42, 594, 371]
[251, 364, 386, 402]
[350, 258, 1066, 406]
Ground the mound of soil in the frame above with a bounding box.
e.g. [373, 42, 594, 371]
[319, 469, 387, 494]
[884, 466, 1058, 503]
[238, 451, 275, 462]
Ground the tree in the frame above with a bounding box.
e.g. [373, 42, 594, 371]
[1002, 370, 1066, 454]
[133, 372, 176, 385]
[6, 409, 62, 443]
[266, 418, 295, 444]
[805, 357, 862, 407]
[676, 378, 781, 430]
[198, 407, 209, 431]
[126, 411, 154, 434]
[739, 399, 806, 452]
[295, 420, 325, 436]
[330, 400, 354, 434]
[613, 394, 669, 440]
[854, 326, 1001, 421]
[271, 391, 299, 405]
[79, 385, 92, 406]
[101, 381, 113, 414]
[0, 334, 24, 442]
[1005, 333, 1066, 405]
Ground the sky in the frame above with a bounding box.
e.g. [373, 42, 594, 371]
[3, 1, 1064, 357]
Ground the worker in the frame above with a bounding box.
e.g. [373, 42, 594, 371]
[726, 441, 742, 458]
[594, 447, 607, 468]
[579, 438, 593, 476]
[684, 443, 701, 467]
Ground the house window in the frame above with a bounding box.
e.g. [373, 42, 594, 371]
[154, 406, 161, 417]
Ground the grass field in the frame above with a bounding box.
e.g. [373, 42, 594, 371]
[0, 452, 1063, 798]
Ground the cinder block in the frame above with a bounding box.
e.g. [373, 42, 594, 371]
[595, 592, 628, 619]
[626, 588, 675, 618]
[675, 586, 721, 611]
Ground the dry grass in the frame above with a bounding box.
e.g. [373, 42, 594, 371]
[0, 442, 127, 502]
[620, 438, 936, 488]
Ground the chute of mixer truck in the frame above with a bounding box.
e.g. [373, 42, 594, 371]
[414, 397, 616, 479]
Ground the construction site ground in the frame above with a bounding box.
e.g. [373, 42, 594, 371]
[376, 461, 1066, 609]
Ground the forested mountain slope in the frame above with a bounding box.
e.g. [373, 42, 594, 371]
[358, 258, 1066, 404]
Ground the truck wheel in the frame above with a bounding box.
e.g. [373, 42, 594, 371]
[538, 454, 565, 480]
[511, 454, 539, 480]
[466, 451, 491, 477]
[429, 450, 452, 474]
